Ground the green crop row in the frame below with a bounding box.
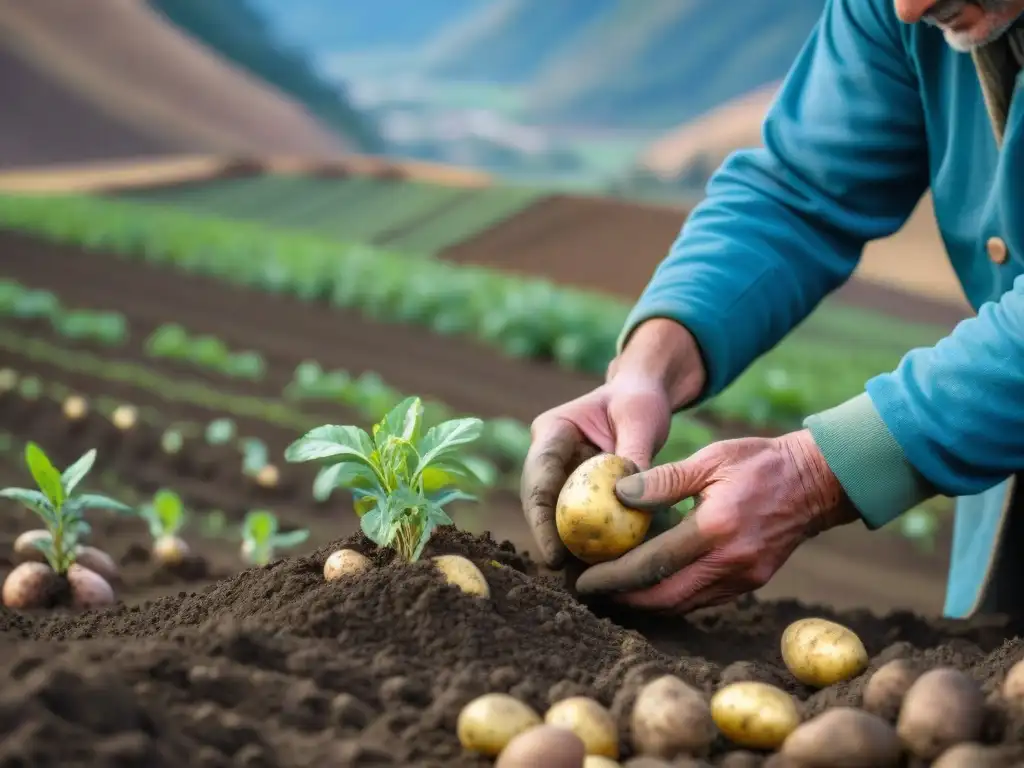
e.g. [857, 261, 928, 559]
[146, 323, 267, 381]
[0, 193, 937, 428]
[0, 278, 128, 346]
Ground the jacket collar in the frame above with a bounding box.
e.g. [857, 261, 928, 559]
[971, 25, 1023, 145]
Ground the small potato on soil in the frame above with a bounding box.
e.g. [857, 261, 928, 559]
[1000, 658, 1024, 703]
[781, 617, 868, 688]
[111, 404, 138, 430]
[152, 535, 191, 567]
[861, 658, 921, 721]
[432, 554, 490, 597]
[583, 757, 622, 768]
[323, 549, 371, 581]
[255, 464, 280, 489]
[74, 545, 120, 583]
[555, 453, 652, 564]
[932, 742, 1012, 768]
[67, 563, 115, 608]
[545, 696, 619, 758]
[457, 692, 541, 756]
[631, 674, 714, 758]
[781, 706, 901, 767]
[495, 724, 586, 768]
[13, 529, 51, 562]
[896, 667, 984, 760]
[2, 561, 60, 609]
[711, 681, 801, 751]
[62, 394, 88, 421]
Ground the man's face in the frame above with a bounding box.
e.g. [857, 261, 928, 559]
[894, 0, 1024, 51]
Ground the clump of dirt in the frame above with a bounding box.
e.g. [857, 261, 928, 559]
[0, 528, 1023, 767]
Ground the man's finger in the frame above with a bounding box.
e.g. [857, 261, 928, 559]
[608, 391, 669, 471]
[614, 446, 718, 511]
[520, 418, 581, 569]
[574, 513, 713, 596]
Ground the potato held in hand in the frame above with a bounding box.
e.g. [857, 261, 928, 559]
[556, 453, 652, 564]
[781, 617, 868, 688]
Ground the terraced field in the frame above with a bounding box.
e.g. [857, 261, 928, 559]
[3, 184, 1012, 768]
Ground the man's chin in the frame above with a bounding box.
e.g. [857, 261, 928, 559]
[940, 16, 1018, 51]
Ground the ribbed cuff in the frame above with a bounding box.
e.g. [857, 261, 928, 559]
[804, 392, 937, 529]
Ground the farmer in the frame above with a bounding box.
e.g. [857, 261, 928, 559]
[521, 0, 1024, 620]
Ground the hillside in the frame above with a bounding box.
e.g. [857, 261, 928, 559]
[414, 0, 822, 129]
[0, 0, 355, 169]
[148, 0, 382, 151]
[420, 0, 618, 83]
[249, 0, 483, 53]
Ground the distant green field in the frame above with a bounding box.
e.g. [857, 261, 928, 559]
[123, 175, 546, 255]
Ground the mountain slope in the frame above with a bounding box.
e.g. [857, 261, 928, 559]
[420, 0, 618, 83]
[0, 0, 350, 167]
[149, 0, 382, 151]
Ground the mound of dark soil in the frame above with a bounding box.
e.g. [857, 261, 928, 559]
[1, 528, 1024, 767]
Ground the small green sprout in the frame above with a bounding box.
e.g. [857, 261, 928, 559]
[284, 396, 483, 562]
[138, 489, 191, 565]
[0, 443, 132, 574]
[240, 510, 310, 566]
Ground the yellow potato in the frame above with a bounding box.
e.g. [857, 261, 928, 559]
[631, 674, 714, 758]
[457, 693, 542, 756]
[583, 758, 621, 768]
[495, 724, 586, 768]
[62, 395, 89, 421]
[896, 667, 984, 760]
[2, 562, 59, 609]
[324, 549, 371, 580]
[152, 535, 191, 567]
[781, 617, 868, 687]
[13, 529, 51, 562]
[111, 404, 138, 430]
[545, 696, 619, 758]
[710, 681, 801, 751]
[781, 706, 901, 767]
[255, 464, 280, 489]
[66, 564, 115, 608]
[432, 555, 490, 597]
[555, 453, 651, 564]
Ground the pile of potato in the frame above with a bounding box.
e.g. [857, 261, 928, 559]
[455, 614, 1022, 767]
[323, 548, 491, 597]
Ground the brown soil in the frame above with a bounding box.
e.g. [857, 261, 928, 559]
[2, 229, 1019, 765]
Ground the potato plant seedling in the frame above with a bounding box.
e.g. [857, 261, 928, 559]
[240, 509, 310, 566]
[285, 396, 483, 562]
[0, 442, 132, 575]
[137, 488, 192, 566]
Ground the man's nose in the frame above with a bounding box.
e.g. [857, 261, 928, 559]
[893, 0, 938, 23]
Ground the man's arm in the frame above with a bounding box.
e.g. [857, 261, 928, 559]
[618, 0, 930, 402]
[808, 279, 1024, 528]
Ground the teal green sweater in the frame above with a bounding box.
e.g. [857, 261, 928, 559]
[620, 0, 1024, 531]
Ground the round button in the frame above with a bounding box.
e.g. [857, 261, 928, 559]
[986, 236, 1008, 264]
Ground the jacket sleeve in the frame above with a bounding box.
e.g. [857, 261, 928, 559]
[617, 0, 929, 401]
[807, 280, 1024, 528]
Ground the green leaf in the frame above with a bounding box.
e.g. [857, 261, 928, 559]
[413, 418, 485, 479]
[25, 442, 64, 509]
[243, 510, 278, 544]
[271, 529, 310, 549]
[375, 396, 423, 448]
[284, 424, 375, 468]
[427, 489, 476, 508]
[0, 488, 57, 524]
[312, 463, 378, 502]
[359, 505, 388, 546]
[71, 494, 135, 514]
[60, 449, 96, 495]
[153, 489, 185, 535]
[205, 418, 236, 445]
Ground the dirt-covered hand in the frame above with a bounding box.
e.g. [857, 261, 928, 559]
[519, 374, 674, 569]
[573, 429, 861, 612]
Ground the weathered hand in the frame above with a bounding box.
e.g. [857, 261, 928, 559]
[573, 429, 861, 613]
[519, 374, 673, 569]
